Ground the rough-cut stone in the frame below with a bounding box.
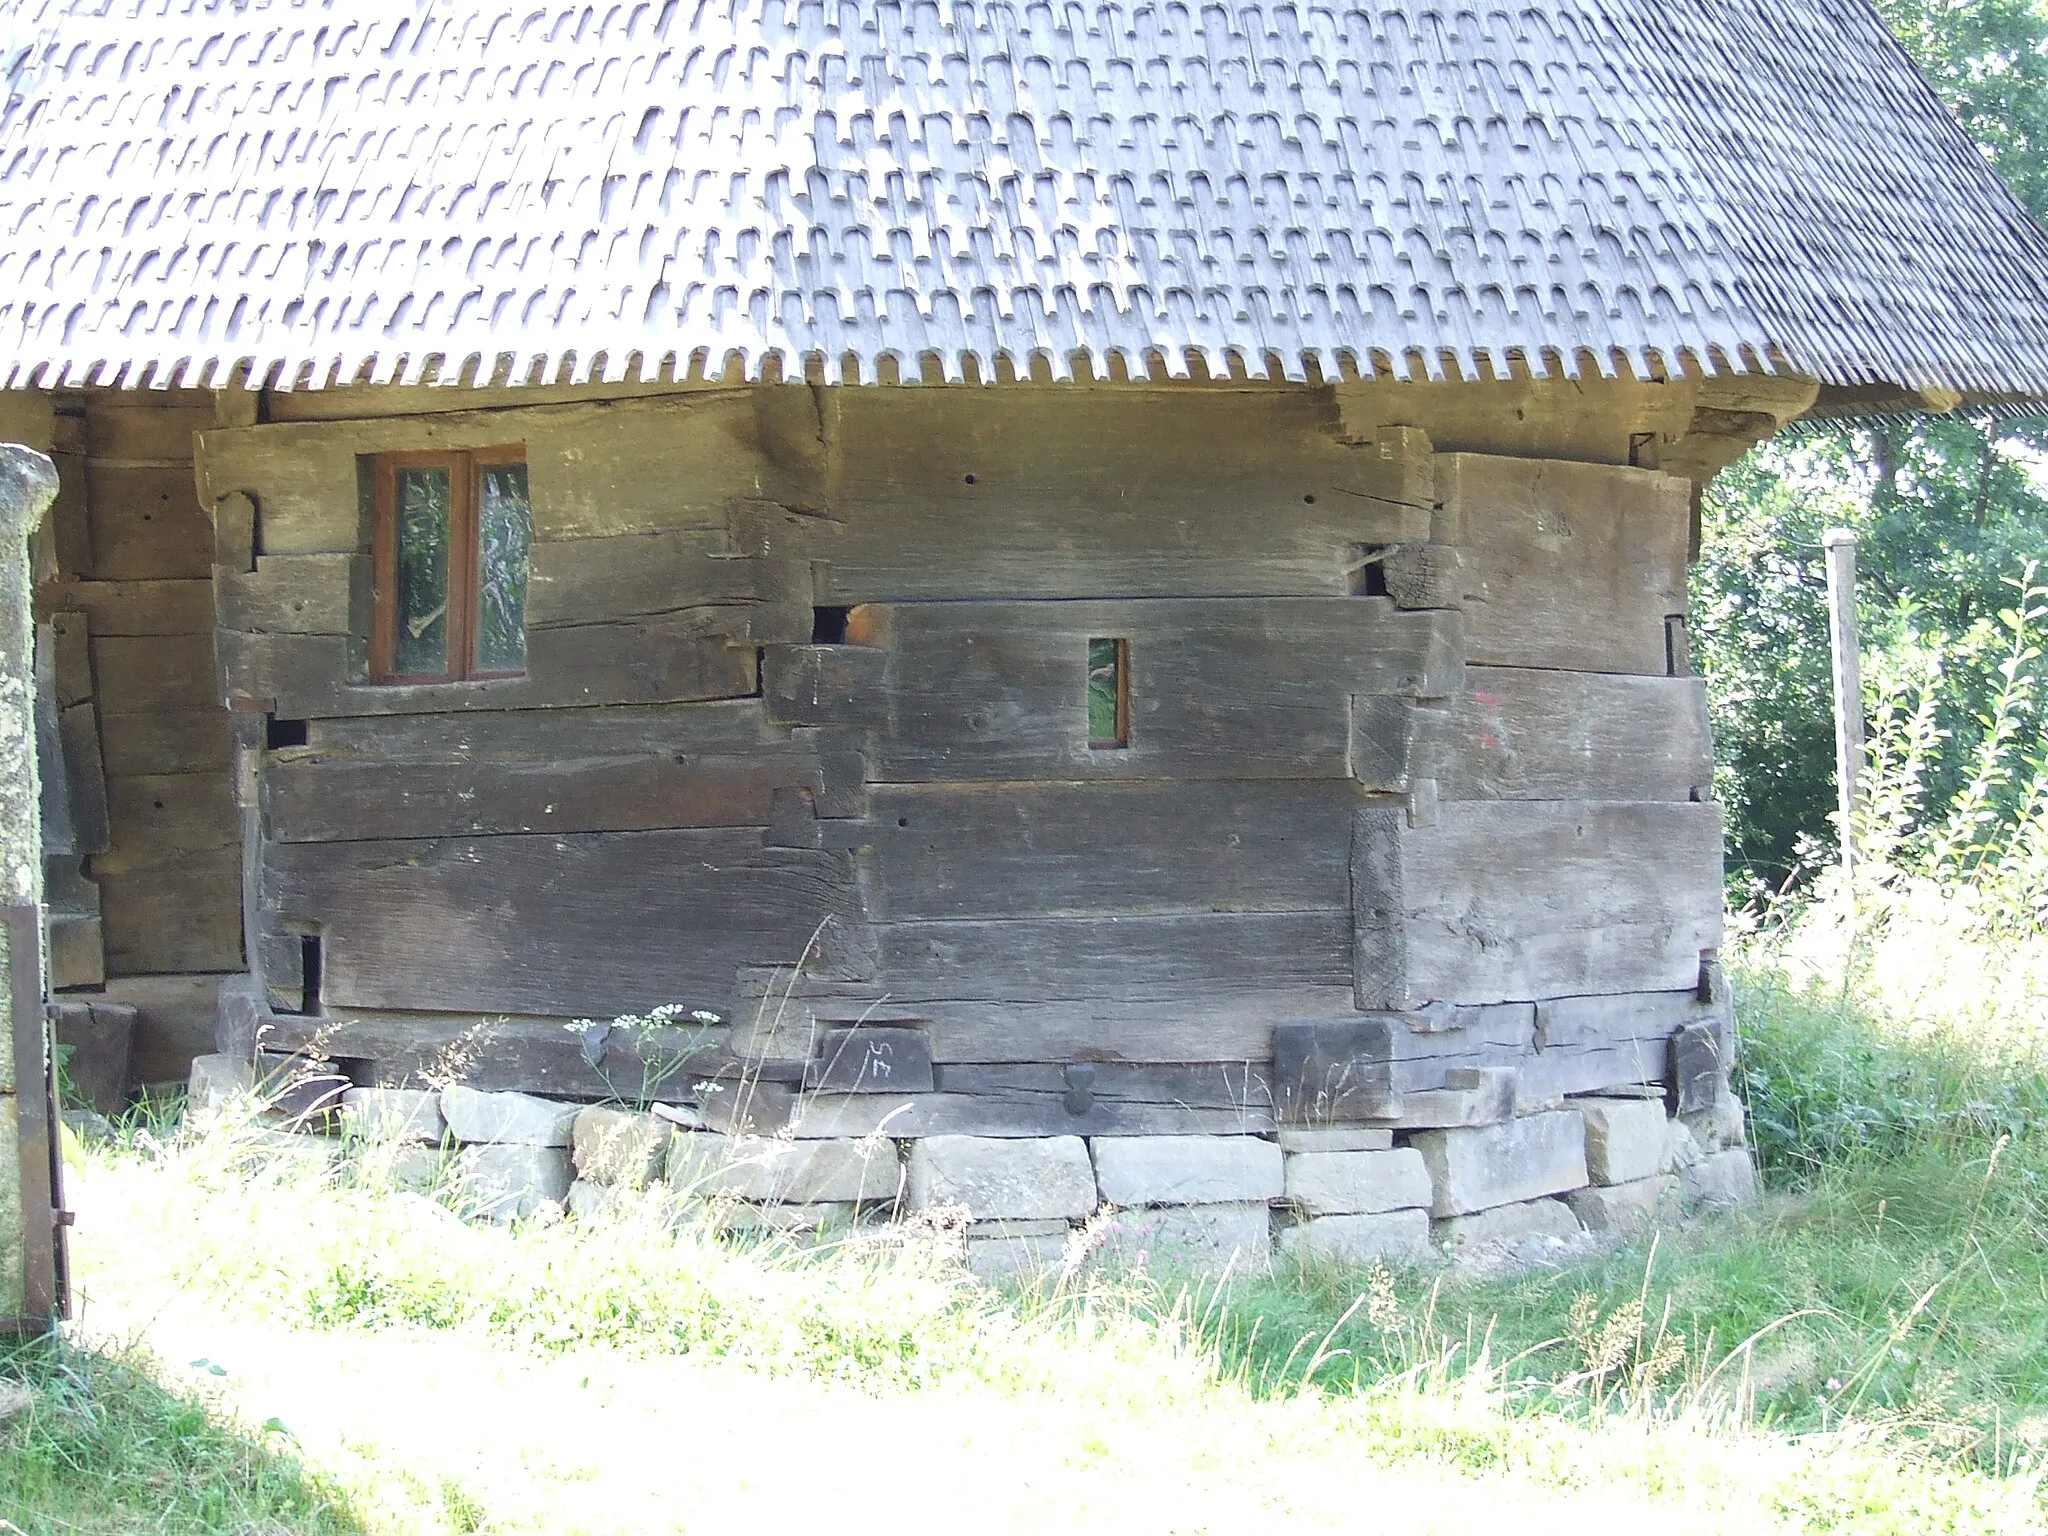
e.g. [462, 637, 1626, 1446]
[566, 1179, 620, 1219]
[567, 1177, 678, 1222]
[1682, 1090, 1749, 1152]
[257, 1051, 350, 1121]
[967, 1232, 1070, 1282]
[718, 1201, 859, 1236]
[661, 1132, 901, 1205]
[907, 1135, 1096, 1220]
[59, 1108, 114, 1145]
[1284, 1148, 1431, 1215]
[663, 1130, 738, 1193]
[1576, 1097, 1668, 1186]
[967, 1218, 1072, 1239]
[1663, 1118, 1702, 1173]
[1680, 1149, 1758, 1206]
[440, 1086, 578, 1147]
[651, 1101, 714, 1131]
[455, 1145, 572, 1221]
[1276, 1125, 1394, 1154]
[711, 1137, 902, 1205]
[1385, 1065, 1519, 1129]
[1566, 1175, 1681, 1234]
[50, 1001, 133, 1117]
[1277, 1209, 1432, 1266]
[341, 1088, 446, 1145]
[1719, 1102, 1750, 1148]
[1096, 1202, 1273, 1274]
[1410, 1110, 1588, 1217]
[186, 1053, 255, 1114]
[1433, 1196, 1583, 1247]
[386, 1145, 448, 1194]
[572, 1106, 670, 1188]
[1091, 1135, 1282, 1206]
[0, 1380, 30, 1424]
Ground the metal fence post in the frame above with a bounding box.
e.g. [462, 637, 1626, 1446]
[1823, 527, 1864, 876]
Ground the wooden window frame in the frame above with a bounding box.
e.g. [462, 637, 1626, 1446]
[370, 445, 527, 683]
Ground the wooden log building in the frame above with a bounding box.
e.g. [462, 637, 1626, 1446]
[0, 1, 2045, 1199]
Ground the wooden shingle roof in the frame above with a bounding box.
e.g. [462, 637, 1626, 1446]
[1, 0, 2046, 398]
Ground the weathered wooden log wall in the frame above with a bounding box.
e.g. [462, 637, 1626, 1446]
[24, 390, 242, 1086]
[194, 375, 1795, 1134]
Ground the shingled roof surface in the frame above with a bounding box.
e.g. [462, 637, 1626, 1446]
[1, 0, 2046, 397]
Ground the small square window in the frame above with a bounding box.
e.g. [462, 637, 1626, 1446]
[370, 447, 530, 682]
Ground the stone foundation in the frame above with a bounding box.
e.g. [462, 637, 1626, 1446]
[189, 1057, 1760, 1269]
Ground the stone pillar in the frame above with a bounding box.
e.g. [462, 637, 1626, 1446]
[0, 443, 60, 1325]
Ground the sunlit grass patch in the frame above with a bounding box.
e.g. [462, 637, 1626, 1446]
[26, 1077, 2038, 1534]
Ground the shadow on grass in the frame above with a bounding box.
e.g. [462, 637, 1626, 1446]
[0, 1332, 364, 1536]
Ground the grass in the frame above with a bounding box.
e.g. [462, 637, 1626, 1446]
[1198, 946, 2048, 1445]
[6, 894, 2048, 1532]
[0, 1333, 360, 1535]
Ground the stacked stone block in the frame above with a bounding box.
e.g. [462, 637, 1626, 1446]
[441, 1087, 577, 1220]
[1565, 1096, 1682, 1234]
[907, 1135, 1096, 1278]
[191, 1057, 1765, 1266]
[1274, 1127, 1433, 1263]
[666, 1127, 902, 1231]
[1411, 1110, 1591, 1246]
[1092, 1136, 1282, 1275]
[564, 1104, 670, 1216]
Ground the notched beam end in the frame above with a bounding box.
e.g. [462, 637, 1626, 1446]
[1348, 694, 1415, 793]
[801, 1025, 936, 1094]
[212, 492, 258, 575]
[1273, 1016, 1397, 1123]
[1372, 1065, 1518, 1129]
[760, 643, 887, 728]
[1383, 543, 1465, 611]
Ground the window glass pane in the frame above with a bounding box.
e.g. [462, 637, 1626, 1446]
[393, 466, 451, 676]
[1088, 637, 1126, 748]
[476, 462, 532, 672]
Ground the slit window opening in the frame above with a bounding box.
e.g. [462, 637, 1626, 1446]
[297, 934, 324, 1017]
[1088, 637, 1129, 749]
[1349, 544, 1391, 597]
[265, 715, 309, 750]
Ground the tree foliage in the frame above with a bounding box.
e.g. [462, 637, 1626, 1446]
[1696, 0, 2048, 899]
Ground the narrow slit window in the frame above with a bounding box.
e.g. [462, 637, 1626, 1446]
[371, 446, 528, 682]
[296, 934, 324, 1017]
[1088, 637, 1129, 749]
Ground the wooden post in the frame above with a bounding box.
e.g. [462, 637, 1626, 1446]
[1823, 528, 1863, 875]
[0, 444, 59, 1332]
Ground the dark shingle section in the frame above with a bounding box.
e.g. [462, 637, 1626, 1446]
[0, 0, 2041, 397]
